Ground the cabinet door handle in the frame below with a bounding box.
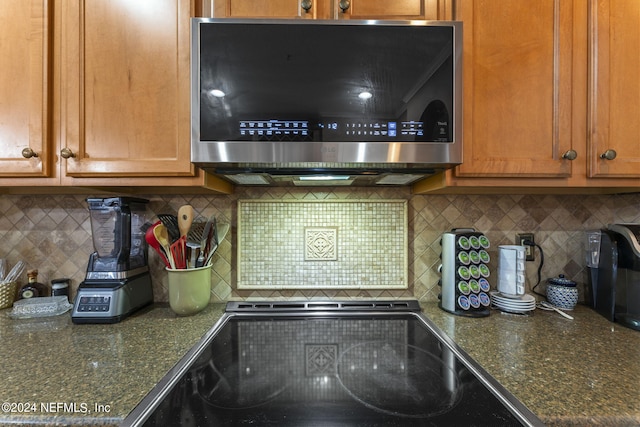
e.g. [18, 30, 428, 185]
[561, 149, 577, 161]
[21, 147, 39, 158]
[600, 149, 617, 160]
[301, 0, 312, 12]
[60, 148, 76, 159]
[338, 0, 351, 12]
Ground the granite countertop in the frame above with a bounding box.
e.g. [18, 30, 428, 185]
[0, 303, 226, 427]
[1, 301, 639, 426]
[422, 301, 640, 427]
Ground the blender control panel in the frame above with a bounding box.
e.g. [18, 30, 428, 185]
[75, 295, 112, 313]
[439, 230, 492, 317]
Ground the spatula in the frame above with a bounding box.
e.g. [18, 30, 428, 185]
[170, 238, 187, 269]
[187, 222, 206, 269]
[204, 223, 230, 267]
[157, 214, 180, 243]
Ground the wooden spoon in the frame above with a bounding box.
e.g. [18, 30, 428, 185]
[178, 205, 194, 238]
[178, 205, 195, 268]
[153, 223, 175, 269]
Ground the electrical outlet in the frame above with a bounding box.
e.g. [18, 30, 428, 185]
[516, 233, 535, 261]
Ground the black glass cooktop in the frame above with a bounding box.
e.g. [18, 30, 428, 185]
[127, 301, 542, 426]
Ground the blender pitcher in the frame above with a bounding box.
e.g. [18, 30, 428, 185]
[87, 197, 149, 273]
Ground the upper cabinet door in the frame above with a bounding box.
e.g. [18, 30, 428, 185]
[0, 0, 51, 177]
[589, 0, 640, 178]
[336, 0, 449, 20]
[454, 0, 576, 178]
[59, 0, 195, 179]
[206, 0, 326, 19]
[207, 0, 448, 20]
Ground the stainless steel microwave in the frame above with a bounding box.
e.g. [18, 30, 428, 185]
[191, 19, 463, 186]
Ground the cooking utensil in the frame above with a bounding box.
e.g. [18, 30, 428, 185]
[203, 217, 219, 267]
[158, 213, 180, 243]
[187, 222, 206, 269]
[205, 223, 230, 267]
[177, 205, 194, 238]
[145, 221, 171, 268]
[196, 215, 216, 268]
[217, 223, 230, 243]
[177, 205, 195, 267]
[153, 223, 175, 269]
[538, 301, 574, 320]
[170, 237, 187, 269]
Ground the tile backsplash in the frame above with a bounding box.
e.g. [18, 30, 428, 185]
[237, 199, 408, 290]
[0, 188, 638, 305]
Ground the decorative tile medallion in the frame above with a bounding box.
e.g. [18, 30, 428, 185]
[305, 227, 337, 261]
[305, 344, 338, 376]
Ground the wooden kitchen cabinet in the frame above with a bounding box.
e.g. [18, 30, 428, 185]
[205, 0, 327, 19]
[334, 0, 449, 20]
[206, 0, 449, 20]
[414, 0, 640, 194]
[588, 0, 640, 179]
[453, 0, 575, 179]
[56, 0, 227, 189]
[0, 0, 232, 193]
[0, 0, 52, 178]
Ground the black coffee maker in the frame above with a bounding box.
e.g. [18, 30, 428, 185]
[587, 224, 640, 331]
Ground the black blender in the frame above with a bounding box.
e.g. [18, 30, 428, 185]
[72, 197, 153, 324]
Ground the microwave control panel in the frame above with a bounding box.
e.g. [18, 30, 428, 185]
[236, 118, 449, 142]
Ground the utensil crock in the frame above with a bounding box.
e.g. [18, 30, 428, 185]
[166, 265, 211, 316]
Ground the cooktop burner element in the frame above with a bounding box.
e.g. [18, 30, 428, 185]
[338, 341, 462, 418]
[126, 301, 543, 426]
[196, 353, 289, 409]
[336, 341, 461, 418]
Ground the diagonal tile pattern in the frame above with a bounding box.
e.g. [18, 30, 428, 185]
[0, 191, 638, 305]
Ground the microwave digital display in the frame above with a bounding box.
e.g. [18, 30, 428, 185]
[236, 119, 428, 141]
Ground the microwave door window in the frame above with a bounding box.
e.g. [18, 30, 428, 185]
[198, 22, 454, 143]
